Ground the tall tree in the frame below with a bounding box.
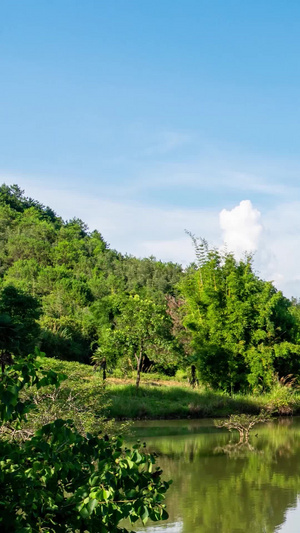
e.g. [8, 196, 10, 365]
[0, 284, 41, 359]
[180, 239, 300, 392]
[96, 294, 175, 387]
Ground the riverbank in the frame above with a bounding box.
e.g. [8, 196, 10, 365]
[33, 357, 300, 423]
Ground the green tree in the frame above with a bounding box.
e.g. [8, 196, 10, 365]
[4, 258, 41, 295]
[180, 238, 300, 392]
[5, 207, 56, 266]
[0, 284, 41, 360]
[0, 313, 16, 372]
[117, 256, 182, 300]
[0, 352, 170, 532]
[0, 183, 183, 367]
[0, 183, 58, 223]
[96, 294, 175, 387]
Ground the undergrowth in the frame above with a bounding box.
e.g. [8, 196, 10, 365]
[22, 358, 300, 423]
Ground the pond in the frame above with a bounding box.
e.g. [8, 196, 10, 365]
[125, 417, 300, 533]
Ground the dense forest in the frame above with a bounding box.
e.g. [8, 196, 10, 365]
[1, 183, 300, 393]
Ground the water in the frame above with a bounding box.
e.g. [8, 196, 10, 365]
[124, 418, 300, 533]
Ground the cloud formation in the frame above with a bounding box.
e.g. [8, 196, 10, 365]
[258, 201, 300, 298]
[219, 200, 263, 259]
[218, 200, 300, 299]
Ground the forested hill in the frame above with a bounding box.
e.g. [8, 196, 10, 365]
[2, 183, 300, 394]
[0, 184, 183, 365]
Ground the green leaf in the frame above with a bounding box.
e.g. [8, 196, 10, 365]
[79, 505, 90, 519]
[141, 505, 149, 525]
[87, 498, 98, 514]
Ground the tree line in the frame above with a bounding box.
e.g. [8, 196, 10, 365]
[1, 183, 300, 393]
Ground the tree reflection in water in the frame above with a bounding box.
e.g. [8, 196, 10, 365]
[131, 417, 300, 533]
[214, 441, 258, 456]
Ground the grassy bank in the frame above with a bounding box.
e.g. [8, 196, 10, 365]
[33, 357, 300, 423]
[106, 383, 263, 419]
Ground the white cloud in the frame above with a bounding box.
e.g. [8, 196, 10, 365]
[257, 202, 300, 298]
[218, 199, 300, 299]
[219, 200, 263, 259]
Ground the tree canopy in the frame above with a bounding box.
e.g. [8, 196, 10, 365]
[0, 184, 182, 370]
[1, 183, 300, 391]
[180, 238, 300, 392]
[93, 294, 176, 387]
[0, 351, 170, 532]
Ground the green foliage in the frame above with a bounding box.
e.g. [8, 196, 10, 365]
[214, 411, 271, 442]
[39, 315, 92, 363]
[116, 256, 182, 300]
[23, 357, 115, 435]
[265, 374, 298, 415]
[180, 239, 300, 392]
[0, 284, 41, 357]
[1, 425, 170, 532]
[0, 184, 59, 223]
[0, 184, 181, 368]
[0, 350, 63, 427]
[94, 294, 176, 387]
[0, 353, 170, 532]
[2, 183, 300, 393]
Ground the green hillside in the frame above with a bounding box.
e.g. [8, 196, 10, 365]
[2, 183, 300, 395]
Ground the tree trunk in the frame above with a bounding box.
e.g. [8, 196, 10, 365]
[1, 350, 4, 375]
[190, 365, 198, 388]
[101, 357, 106, 382]
[0, 351, 12, 376]
[135, 347, 143, 388]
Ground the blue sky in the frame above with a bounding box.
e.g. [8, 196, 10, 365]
[1, 1, 300, 296]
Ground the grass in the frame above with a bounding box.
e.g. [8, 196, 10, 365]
[31, 357, 300, 422]
[106, 383, 263, 419]
[23, 356, 119, 435]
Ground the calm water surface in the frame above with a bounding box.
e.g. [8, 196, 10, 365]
[125, 418, 300, 533]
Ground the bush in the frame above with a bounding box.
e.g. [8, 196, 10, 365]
[266, 375, 298, 415]
[0, 351, 171, 532]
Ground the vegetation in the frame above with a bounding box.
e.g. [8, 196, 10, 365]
[0, 184, 182, 376]
[93, 294, 176, 387]
[17, 357, 300, 422]
[2, 183, 300, 400]
[214, 411, 271, 443]
[0, 284, 41, 369]
[21, 356, 115, 436]
[4, 183, 300, 530]
[0, 352, 170, 532]
[180, 235, 300, 393]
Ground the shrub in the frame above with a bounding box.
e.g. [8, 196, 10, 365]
[0, 350, 171, 532]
